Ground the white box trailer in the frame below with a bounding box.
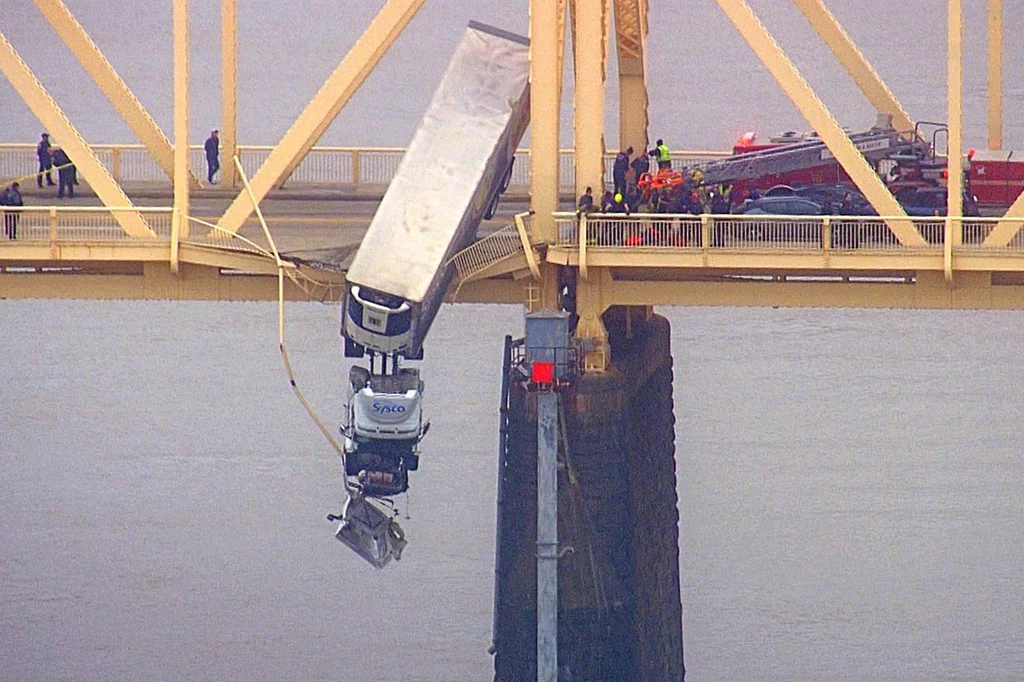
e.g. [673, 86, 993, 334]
[343, 22, 530, 357]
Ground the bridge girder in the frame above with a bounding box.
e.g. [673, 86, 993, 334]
[215, 0, 425, 236]
[790, 0, 914, 135]
[713, 0, 924, 247]
[30, 0, 201, 189]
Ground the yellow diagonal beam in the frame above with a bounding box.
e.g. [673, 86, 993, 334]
[216, 0, 424, 233]
[0, 31, 153, 238]
[791, 0, 914, 134]
[31, 0, 200, 188]
[714, 0, 924, 246]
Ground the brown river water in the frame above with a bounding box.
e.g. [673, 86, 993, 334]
[3, 0, 1024, 679]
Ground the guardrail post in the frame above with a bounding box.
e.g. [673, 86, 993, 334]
[170, 205, 180, 274]
[48, 206, 58, 254]
[944, 216, 954, 283]
[578, 214, 588, 280]
[822, 215, 831, 265]
[111, 146, 122, 184]
[351, 149, 360, 187]
[701, 214, 711, 265]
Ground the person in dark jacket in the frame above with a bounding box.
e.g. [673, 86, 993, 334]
[577, 186, 595, 214]
[609, 192, 631, 215]
[36, 133, 54, 188]
[51, 147, 76, 199]
[630, 151, 649, 185]
[1, 181, 24, 239]
[205, 129, 220, 183]
[613, 147, 632, 195]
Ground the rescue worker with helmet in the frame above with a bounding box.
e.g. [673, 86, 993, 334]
[607, 191, 631, 246]
[655, 139, 671, 170]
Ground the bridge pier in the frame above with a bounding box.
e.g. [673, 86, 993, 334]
[494, 309, 684, 681]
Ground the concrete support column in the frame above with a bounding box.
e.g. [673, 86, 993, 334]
[221, 0, 238, 187]
[530, 0, 562, 244]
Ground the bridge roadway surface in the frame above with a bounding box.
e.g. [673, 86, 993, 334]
[12, 183, 531, 261]
[8, 183, 1024, 311]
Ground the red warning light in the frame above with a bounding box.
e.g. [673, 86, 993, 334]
[531, 360, 555, 384]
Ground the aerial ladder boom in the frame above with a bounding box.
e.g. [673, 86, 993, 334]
[694, 125, 928, 186]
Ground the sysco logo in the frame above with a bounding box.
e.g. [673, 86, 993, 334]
[372, 401, 406, 415]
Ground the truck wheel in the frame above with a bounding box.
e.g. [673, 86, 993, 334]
[344, 337, 365, 358]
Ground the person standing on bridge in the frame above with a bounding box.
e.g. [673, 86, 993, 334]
[36, 133, 54, 188]
[205, 129, 220, 184]
[613, 147, 632, 196]
[630, 149, 649, 187]
[51, 147, 75, 199]
[1, 181, 24, 239]
[655, 139, 671, 170]
[577, 186, 595, 215]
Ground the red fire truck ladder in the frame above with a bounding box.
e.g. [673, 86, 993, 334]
[693, 127, 930, 186]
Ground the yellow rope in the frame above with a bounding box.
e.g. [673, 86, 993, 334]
[233, 155, 355, 495]
[3, 161, 77, 188]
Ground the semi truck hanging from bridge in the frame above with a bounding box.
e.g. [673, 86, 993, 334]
[330, 21, 530, 568]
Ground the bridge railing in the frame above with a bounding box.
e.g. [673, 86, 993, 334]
[1, 206, 173, 242]
[554, 213, 1023, 253]
[0, 143, 728, 191]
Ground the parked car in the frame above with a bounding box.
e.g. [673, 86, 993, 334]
[894, 186, 981, 244]
[733, 195, 823, 216]
[895, 186, 979, 217]
[725, 195, 823, 245]
[793, 185, 876, 216]
[761, 183, 875, 215]
[763, 184, 796, 197]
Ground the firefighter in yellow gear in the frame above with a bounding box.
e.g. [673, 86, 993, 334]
[655, 139, 671, 170]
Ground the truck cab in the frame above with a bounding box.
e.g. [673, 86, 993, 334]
[342, 365, 426, 498]
[343, 285, 413, 356]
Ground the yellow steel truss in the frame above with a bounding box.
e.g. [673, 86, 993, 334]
[713, 0, 923, 246]
[0, 32, 152, 238]
[790, 0, 914, 135]
[216, 0, 425, 235]
[30, 0, 200, 188]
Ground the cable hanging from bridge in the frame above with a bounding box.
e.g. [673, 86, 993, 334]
[232, 155, 356, 496]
